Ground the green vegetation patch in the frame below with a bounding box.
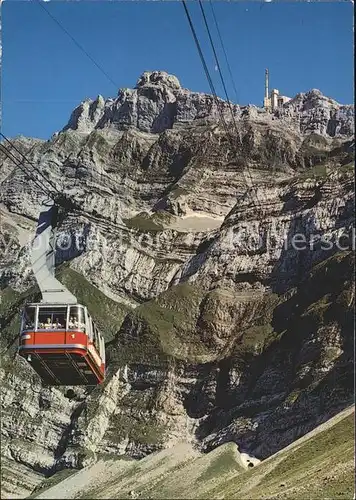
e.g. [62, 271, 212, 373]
[102, 387, 167, 451]
[0, 287, 21, 317]
[205, 411, 354, 500]
[135, 283, 213, 363]
[232, 292, 281, 357]
[123, 210, 176, 232]
[239, 323, 281, 353]
[58, 266, 130, 343]
[85, 130, 111, 154]
[109, 412, 166, 446]
[112, 282, 217, 366]
[301, 292, 333, 325]
[170, 185, 190, 199]
[297, 160, 354, 182]
[261, 412, 355, 488]
[29, 469, 77, 498]
[338, 161, 354, 174]
[115, 287, 283, 367]
[297, 163, 328, 180]
[199, 442, 241, 483]
[300, 133, 330, 158]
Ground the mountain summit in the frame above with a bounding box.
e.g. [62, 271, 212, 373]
[62, 71, 353, 137]
[0, 71, 354, 499]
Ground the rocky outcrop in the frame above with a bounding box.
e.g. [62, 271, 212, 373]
[2, 250, 352, 497]
[62, 71, 353, 138]
[0, 71, 354, 498]
[276, 89, 354, 137]
[26, 408, 355, 500]
[63, 71, 241, 135]
[0, 357, 77, 498]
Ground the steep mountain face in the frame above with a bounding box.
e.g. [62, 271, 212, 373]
[0, 71, 354, 499]
[27, 407, 356, 500]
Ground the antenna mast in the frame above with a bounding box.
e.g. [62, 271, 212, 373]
[264, 68, 271, 111]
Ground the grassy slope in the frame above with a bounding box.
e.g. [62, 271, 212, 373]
[28, 469, 76, 499]
[30, 406, 355, 499]
[58, 266, 130, 343]
[293, 158, 354, 181]
[210, 408, 355, 500]
[0, 286, 39, 355]
[109, 250, 354, 466]
[114, 283, 280, 367]
[123, 210, 176, 232]
[134, 282, 210, 361]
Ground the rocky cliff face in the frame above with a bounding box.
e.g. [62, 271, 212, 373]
[0, 71, 354, 498]
[62, 71, 353, 138]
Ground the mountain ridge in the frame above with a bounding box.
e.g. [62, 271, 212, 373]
[0, 70, 354, 499]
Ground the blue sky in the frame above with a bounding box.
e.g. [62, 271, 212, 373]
[1, 0, 354, 140]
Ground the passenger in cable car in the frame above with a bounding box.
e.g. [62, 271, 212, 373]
[23, 308, 35, 330]
[25, 320, 34, 330]
[68, 310, 85, 331]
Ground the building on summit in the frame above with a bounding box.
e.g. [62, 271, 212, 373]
[263, 69, 291, 111]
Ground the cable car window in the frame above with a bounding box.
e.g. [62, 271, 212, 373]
[37, 307, 67, 330]
[88, 319, 94, 341]
[100, 336, 106, 364]
[68, 306, 86, 332]
[93, 326, 99, 351]
[23, 306, 36, 330]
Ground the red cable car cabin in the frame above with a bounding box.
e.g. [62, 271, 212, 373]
[19, 303, 105, 386]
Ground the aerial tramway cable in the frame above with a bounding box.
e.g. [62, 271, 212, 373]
[0, 140, 55, 197]
[198, 0, 259, 202]
[182, 0, 263, 214]
[198, 1, 234, 111]
[36, 0, 118, 90]
[208, 0, 240, 104]
[0, 133, 81, 214]
[2, 2, 263, 213]
[0, 133, 59, 195]
[181, 1, 231, 134]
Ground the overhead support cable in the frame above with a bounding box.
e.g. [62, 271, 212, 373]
[198, 0, 258, 192]
[181, 0, 262, 213]
[36, 0, 118, 90]
[198, 0, 233, 107]
[198, 0, 242, 144]
[181, 0, 237, 148]
[208, 0, 240, 104]
[181, 2, 222, 115]
[181, 1, 250, 187]
[0, 142, 52, 196]
[0, 133, 80, 212]
[0, 132, 59, 195]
